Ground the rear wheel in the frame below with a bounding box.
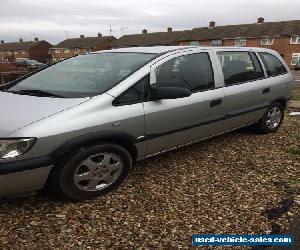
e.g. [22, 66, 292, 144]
[48, 143, 132, 201]
[256, 102, 284, 133]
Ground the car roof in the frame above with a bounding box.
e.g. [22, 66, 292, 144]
[93, 46, 276, 55]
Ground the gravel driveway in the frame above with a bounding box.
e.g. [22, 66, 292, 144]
[0, 116, 299, 249]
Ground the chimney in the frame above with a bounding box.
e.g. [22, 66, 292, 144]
[34, 37, 38, 41]
[1, 40, 4, 44]
[209, 21, 216, 28]
[80, 34, 84, 38]
[19, 38, 23, 43]
[257, 17, 264, 24]
[167, 27, 172, 32]
[142, 29, 147, 34]
[97, 32, 102, 38]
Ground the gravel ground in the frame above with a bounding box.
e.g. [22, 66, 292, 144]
[0, 115, 299, 249]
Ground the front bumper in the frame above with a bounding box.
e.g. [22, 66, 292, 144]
[0, 165, 53, 197]
[0, 156, 54, 197]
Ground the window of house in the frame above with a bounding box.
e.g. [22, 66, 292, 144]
[7, 51, 12, 55]
[74, 48, 80, 53]
[154, 53, 215, 92]
[190, 41, 200, 46]
[22, 51, 26, 55]
[14, 51, 18, 55]
[291, 53, 300, 65]
[217, 51, 264, 86]
[261, 37, 274, 45]
[290, 36, 300, 44]
[113, 75, 149, 106]
[54, 49, 60, 54]
[64, 48, 70, 53]
[211, 40, 223, 46]
[259, 52, 287, 77]
[234, 38, 247, 46]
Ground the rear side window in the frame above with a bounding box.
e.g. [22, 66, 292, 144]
[155, 53, 214, 92]
[258, 52, 287, 77]
[217, 51, 264, 86]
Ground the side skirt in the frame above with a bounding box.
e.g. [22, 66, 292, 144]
[136, 121, 257, 161]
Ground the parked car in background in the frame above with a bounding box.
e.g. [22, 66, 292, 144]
[15, 59, 46, 70]
[0, 46, 293, 200]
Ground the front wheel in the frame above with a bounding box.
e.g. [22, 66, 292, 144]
[48, 143, 132, 201]
[256, 102, 284, 134]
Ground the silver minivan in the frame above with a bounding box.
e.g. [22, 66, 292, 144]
[0, 46, 293, 200]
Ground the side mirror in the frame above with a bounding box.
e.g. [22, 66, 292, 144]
[294, 63, 300, 71]
[150, 85, 191, 101]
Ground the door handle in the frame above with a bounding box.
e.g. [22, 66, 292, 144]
[210, 99, 222, 107]
[262, 87, 270, 94]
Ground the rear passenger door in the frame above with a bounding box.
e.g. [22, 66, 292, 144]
[258, 52, 290, 103]
[216, 50, 268, 130]
[143, 51, 225, 155]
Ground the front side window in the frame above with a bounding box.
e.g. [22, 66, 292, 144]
[9, 53, 157, 98]
[217, 51, 264, 85]
[261, 37, 274, 45]
[64, 48, 70, 53]
[291, 53, 300, 65]
[154, 53, 214, 92]
[259, 52, 287, 76]
[290, 36, 300, 44]
[113, 75, 149, 106]
[235, 38, 247, 46]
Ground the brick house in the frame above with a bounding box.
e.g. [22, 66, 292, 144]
[50, 33, 116, 62]
[0, 38, 52, 63]
[177, 18, 300, 68]
[109, 27, 186, 48]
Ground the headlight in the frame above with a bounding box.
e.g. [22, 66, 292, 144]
[0, 138, 36, 159]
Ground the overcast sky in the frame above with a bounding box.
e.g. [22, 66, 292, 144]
[0, 0, 299, 44]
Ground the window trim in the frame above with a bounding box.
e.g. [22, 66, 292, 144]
[211, 40, 223, 47]
[261, 37, 274, 46]
[189, 41, 200, 46]
[290, 36, 300, 45]
[234, 38, 247, 47]
[217, 50, 266, 87]
[258, 52, 288, 78]
[291, 53, 300, 65]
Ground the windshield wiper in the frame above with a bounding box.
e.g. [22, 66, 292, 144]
[7, 89, 64, 98]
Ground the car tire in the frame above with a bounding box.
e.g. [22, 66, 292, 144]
[256, 102, 284, 134]
[48, 143, 132, 201]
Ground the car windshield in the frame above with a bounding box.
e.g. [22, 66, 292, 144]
[9, 52, 157, 98]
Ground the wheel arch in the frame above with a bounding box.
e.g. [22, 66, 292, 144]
[272, 97, 288, 109]
[51, 131, 138, 162]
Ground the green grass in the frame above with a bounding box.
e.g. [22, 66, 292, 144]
[286, 147, 300, 156]
[290, 177, 300, 185]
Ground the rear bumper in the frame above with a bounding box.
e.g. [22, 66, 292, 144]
[0, 165, 53, 197]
